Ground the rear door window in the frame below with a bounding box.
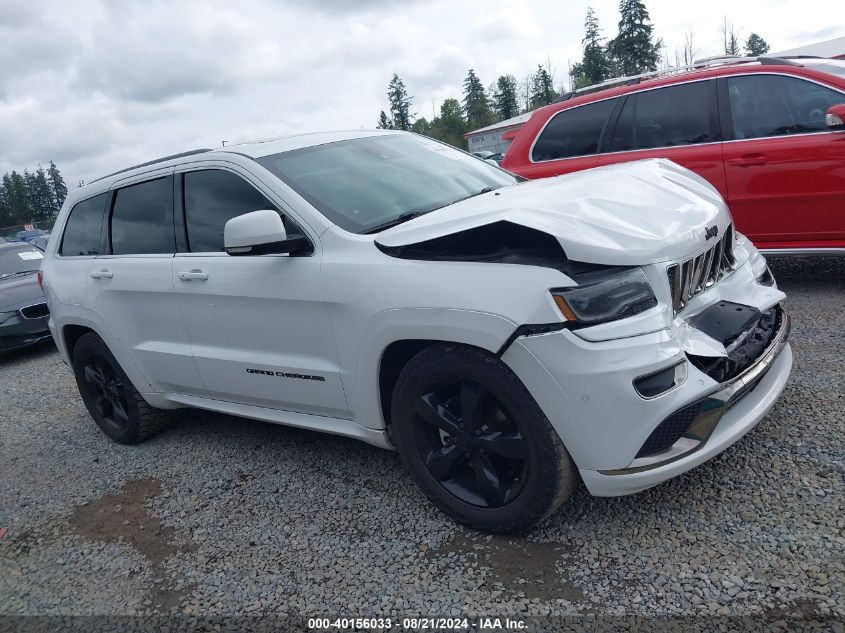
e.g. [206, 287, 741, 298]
[60, 193, 108, 256]
[608, 80, 716, 151]
[531, 98, 617, 161]
[183, 170, 277, 253]
[110, 177, 175, 255]
[727, 74, 845, 139]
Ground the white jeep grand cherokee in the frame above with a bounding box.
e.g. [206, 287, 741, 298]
[40, 131, 792, 533]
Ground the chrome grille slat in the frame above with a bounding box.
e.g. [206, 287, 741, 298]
[667, 224, 735, 315]
[702, 246, 715, 288]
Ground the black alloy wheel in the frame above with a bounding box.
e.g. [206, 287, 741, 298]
[413, 377, 529, 508]
[391, 344, 577, 533]
[81, 357, 130, 432]
[71, 332, 174, 444]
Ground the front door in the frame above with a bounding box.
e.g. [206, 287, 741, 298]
[172, 167, 349, 418]
[720, 73, 845, 247]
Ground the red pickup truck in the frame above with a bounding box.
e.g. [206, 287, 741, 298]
[502, 57, 845, 255]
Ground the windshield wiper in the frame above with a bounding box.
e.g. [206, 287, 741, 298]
[444, 186, 496, 207]
[361, 187, 497, 235]
[362, 210, 432, 234]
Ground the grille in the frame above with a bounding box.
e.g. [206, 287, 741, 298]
[666, 225, 735, 314]
[636, 401, 702, 458]
[20, 303, 49, 319]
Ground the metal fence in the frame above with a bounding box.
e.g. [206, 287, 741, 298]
[0, 219, 56, 242]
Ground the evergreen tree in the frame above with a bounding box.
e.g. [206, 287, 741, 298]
[721, 17, 741, 56]
[387, 74, 413, 131]
[377, 110, 394, 129]
[572, 8, 612, 89]
[610, 0, 661, 76]
[4, 171, 33, 225]
[47, 161, 67, 213]
[462, 69, 495, 130]
[410, 117, 432, 136]
[744, 33, 770, 56]
[31, 166, 55, 221]
[529, 65, 556, 110]
[0, 177, 10, 224]
[493, 75, 520, 120]
[429, 98, 467, 148]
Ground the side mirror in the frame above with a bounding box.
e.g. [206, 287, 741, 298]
[826, 103, 845, 130]
[224, 209, 307, 256]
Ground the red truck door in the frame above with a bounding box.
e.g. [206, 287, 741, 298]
[719, 73, 845, 248]
[596, 79, 728, 198]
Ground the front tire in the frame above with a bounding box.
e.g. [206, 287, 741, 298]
[391, 344, 577, 533]
[71, 333, 173, 444]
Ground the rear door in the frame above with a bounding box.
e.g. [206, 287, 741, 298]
[517, 97, 618, 178]
[172, 165, 349, 418]
[719, 73, 845, 246]
[597, 79, 727, 197]
[86, 171, 204, 394]
[49, 193, 109, 311]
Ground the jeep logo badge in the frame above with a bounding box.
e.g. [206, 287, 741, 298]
[704, 225, 719, 240]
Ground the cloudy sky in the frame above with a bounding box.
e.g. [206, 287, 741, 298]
[0, 0, 840, 187]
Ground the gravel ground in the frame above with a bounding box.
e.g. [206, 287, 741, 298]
[1, 257, 843, 630]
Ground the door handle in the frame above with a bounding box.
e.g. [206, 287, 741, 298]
[89, 269, 113, 279]
[178, 269, 209, 281]
[727, 153, 767, 167]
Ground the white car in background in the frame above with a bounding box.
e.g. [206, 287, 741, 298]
[40, 131, 791, 533]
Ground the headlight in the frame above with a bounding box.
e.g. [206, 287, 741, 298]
[0, 311, 17, 325]
[551, 268, 657, 326]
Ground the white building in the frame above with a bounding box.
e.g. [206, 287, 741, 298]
[772, 36, 845, 60]
[464, 112, 531, 154]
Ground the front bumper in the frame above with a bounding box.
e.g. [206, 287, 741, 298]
[0, 308, 51, 352]
[583, 340, 791, 495]
[501, 262, 792, 495]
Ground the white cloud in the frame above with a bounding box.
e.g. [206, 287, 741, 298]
[0, 0, 837, 186]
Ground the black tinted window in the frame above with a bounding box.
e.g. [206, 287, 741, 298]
[110, 177, 174, 255]
[609, 81, 714, 151]
[184, 170, 276, 252]
[60, 193, 107, 256]
[531, 98, 617, 161]
[728, 74, 845, 139]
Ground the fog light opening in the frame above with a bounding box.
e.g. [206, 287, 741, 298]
[633, 360, 687, 399]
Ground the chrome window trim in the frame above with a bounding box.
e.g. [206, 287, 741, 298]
[760, 247, 845, 257]
[527, 71, 845, 165]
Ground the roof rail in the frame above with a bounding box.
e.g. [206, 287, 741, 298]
[90, 148, 213, 184]
[555, 55, 804, 102]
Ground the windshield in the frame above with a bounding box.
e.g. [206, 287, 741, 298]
[0, 245, 44, 278]
[257, 134, 518, 233]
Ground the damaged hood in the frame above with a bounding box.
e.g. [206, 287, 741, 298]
[376, 159, 732, 266]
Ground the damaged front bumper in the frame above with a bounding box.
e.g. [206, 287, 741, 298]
[500, 254, 793, 497]
[597, 307, 790, 476]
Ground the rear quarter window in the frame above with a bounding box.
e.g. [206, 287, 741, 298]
[59, 193, 108, 256]
[531, 98, 617, 162]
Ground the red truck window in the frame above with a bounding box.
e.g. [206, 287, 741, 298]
[531, 98, 617, 162]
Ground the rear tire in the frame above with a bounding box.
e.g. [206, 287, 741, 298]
[71, 333, 173, 444]
[391, 344, 577, 533]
